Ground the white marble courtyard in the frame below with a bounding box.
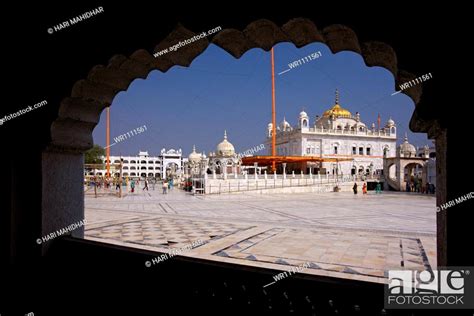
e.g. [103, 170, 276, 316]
[84, 188, 436, 284]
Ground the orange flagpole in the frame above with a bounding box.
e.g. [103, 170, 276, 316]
[106, 106, 110, 177]
[271, 48, 277, 172]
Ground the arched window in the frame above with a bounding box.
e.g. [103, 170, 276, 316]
[141, 166, 146, 170]
[148, 167, 153, 170]
[351, 166, 356, 175]
[131, 173, 136, 176]
[366, 146, 372, 156]
[141, 160, 147, 164]
[114, 160, 120, 163]
[123, 166, 128, 170]
[123, 160, 129, 163]
[130, 160, 136, 164]
[130, 166, 136, 170]
[302, 119, 308, 127]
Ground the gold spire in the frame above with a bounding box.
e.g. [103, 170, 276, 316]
[322, 89, 352, 118]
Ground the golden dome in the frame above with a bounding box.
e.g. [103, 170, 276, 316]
[323, 104, 352, 118]
[322, 89, 352, 118]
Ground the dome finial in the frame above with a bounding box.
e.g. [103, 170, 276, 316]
[404, 133, 408, 143]
[193, 144, 196, 152]
[335, 88, 339, 104]
[224, 130, 227, 140]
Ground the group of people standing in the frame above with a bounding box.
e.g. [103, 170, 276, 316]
[127, 177, 175, 194]
[162, 178, 174, 194]
[129, 178, 158, 193]
[352, 181, 382, 195]
[405, 178, 435, 194]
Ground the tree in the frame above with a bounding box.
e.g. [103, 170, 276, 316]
[85, 145, 105, 164]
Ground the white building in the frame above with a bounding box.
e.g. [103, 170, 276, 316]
[416, 143, 436, 184]
[265, 90, 397, 176]
[86, 149, 187, 179]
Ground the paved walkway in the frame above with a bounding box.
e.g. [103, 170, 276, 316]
[85, 188, 436, 284]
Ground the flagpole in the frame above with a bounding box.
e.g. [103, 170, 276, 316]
[271, 47, 276, 172]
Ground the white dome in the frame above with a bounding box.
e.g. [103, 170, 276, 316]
[267, 122, 273, 129]
[216, 130, 235, 156]
[279, 117, 292, 131]
[399, 135, 416, 157]
[188, 145, 201, 163]
[386, 118, 395, 127]
[299, 110, 308, 118]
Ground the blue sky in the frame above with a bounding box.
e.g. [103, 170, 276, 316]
[93, 42, 431, 156]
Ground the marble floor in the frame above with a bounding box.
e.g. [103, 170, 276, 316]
[84, 188, 436, 284]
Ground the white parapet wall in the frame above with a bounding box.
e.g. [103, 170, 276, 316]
[204, 175, 369, 194]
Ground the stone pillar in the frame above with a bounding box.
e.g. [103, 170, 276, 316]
[300, 170, 304, 178]
[41, 150, 85, 255]
[212, 169, 216, 180]
[264, 170, 267, 180]
[273, 170, 277, 180]
[292, 171, 295, 178]
[254, 163, 258, 180]
[398, 161, 404, 191]
[282, 163, 287, 180]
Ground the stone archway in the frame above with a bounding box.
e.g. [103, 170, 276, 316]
[40, 18, 433, 258]
[384, 157, 428, 191]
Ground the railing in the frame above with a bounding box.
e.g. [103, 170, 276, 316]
[306, 127, 393, 137]
[208, 173, 381, 181]
[204, 174, 362, 195]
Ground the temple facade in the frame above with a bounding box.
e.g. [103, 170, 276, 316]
[265, 90, 398, 176]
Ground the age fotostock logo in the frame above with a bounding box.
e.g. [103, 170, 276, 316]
[385, 268, 474, 309]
